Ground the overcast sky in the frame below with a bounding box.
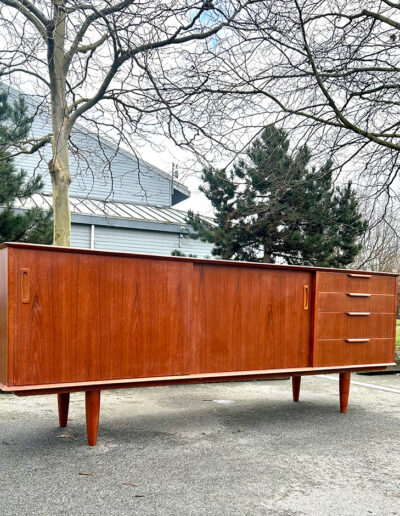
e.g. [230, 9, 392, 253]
[137, 137, 214, 216]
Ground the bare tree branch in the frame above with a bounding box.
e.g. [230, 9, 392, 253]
[1, 0, 48, 38]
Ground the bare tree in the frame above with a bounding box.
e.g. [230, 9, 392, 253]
[0, 0, 264, 245]
[194, 1, 400, 204]
[353, 202, 400, 273]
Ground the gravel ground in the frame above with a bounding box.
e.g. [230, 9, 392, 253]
[0, 374, 399, 516]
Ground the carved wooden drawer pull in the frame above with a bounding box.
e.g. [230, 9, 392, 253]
[347, 292, 371, 297]
[303, 284, 309, 310]
[346, 312, 370, 316]
[345, 338, 370, 343]
[348, 273, 372, 278]
[20, 268, 30, 303]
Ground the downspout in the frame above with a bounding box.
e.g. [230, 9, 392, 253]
[90, 224, 95, 249]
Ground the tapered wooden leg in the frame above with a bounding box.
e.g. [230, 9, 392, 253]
[339, 372, 351, 413]
[85, 390, 101, 446]
[57, 393, 70, 427]
[292, 376, 301, 402]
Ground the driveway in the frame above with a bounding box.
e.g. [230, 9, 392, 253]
[1, 374, 399, 516]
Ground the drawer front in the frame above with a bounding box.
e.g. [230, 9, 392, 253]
[317, 312, 395, 340]
[318, 292, 395, 313]
[318, 272, 396, 295]
[314, 338, 395, 367]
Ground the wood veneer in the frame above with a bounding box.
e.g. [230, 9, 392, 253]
[318, 271, 395, 294]
[317, 313, 394, 340]
[0, 249, 7, 385]
[191, 265, 311, 373]
[0, 243, 397, 446]
[314, 339, 395, 367]
[318, 292, 395, 313]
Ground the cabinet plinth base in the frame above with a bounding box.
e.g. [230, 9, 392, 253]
[4, 367, 392, 445]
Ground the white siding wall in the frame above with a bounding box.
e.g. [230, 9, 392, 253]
[71, 224, 91, 248]
[72, 224, 214, 258]
[8, 89, 173, 206]
[179, 236, 214, 258]
[94, 226, 179, 255]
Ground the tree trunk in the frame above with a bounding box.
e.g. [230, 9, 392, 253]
[263, 246, 273, 263]
[47, 0, 71, 247]
[49, 130, 71, 246]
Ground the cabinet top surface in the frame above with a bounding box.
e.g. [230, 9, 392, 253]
[1, 242, 398, 277]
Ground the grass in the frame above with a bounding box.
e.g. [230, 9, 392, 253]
[397, 320, 400, 350]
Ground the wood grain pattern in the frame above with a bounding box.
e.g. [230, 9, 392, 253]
[11, 248, 192, 386]
[314, 338, 394, 367]
[0, 243, 397, 446]
[2, 242, 397, 277]
[393, 279, 399, 347]
[0, 248, 8, 385]
[318, 292, 395, 313]
[8, 364, 390, 396]
[315, 271, 396, 367]
[192, 265, 312, 373]
[13, 249, 54, 385]
[318, 272, 396, 294]
[310, 271, 320, 367]
[0, 244, 397, 393]
[6, 249, 14, 386]
[317, 313, 394, 340]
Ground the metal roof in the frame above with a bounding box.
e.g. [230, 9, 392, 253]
[14, 193, 215, 227]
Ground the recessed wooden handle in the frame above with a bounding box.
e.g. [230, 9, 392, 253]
[346, 312, 370, 316]
[348, 273, 372, 278]
[345, 338, 370, 343]
[347, 293, 371, 297]
[20, 268, 30, 303]
[303, 284, 309, 310]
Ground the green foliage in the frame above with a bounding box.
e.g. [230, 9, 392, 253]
[0, 92, 52, 244]
[187, 124, 367, 267]
[171, 249, 198, 258]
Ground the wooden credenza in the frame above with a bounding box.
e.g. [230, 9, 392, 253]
[0, 243, 397, 445]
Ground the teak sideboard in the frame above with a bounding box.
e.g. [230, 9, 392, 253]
[0, 243, 398, 445]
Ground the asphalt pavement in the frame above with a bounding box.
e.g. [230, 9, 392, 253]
[0, 373, 399, 516]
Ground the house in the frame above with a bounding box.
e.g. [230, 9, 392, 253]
[4, 83, 214, 258]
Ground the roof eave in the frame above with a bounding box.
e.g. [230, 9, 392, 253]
[172, 186, 190, 205]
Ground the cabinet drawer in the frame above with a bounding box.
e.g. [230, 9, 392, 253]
[317, 312, 395, 339]
[318, 272, 396, 295]
[318, 292, 395, 313]
[314, 338, 395, 367]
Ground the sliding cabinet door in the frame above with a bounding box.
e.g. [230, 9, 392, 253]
[191, 264, 312, 373]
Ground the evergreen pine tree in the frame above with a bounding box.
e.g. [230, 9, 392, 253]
[0, 92, 52, 244]
[188, 124, 367, 267]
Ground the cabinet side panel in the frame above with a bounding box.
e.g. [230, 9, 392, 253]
[0, 248, 8, 385]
